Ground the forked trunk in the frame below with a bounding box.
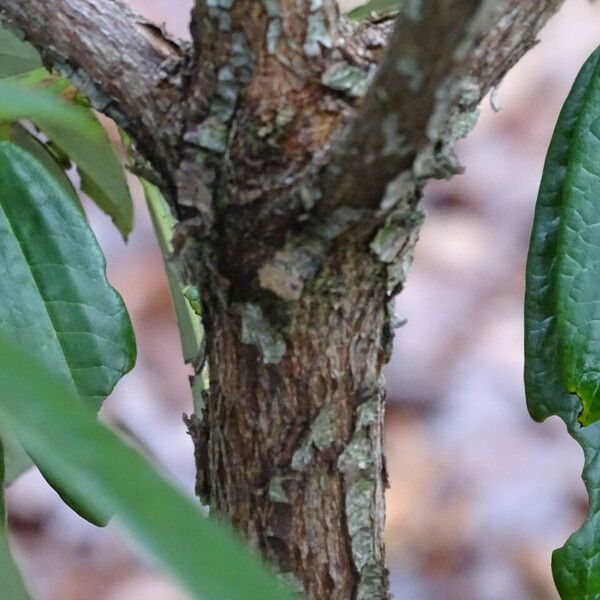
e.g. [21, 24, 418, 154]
[0, 0, 568, 598]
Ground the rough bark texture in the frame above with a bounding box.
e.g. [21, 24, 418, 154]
[1, 1, 566, 598]
[196, 248, 392, 599]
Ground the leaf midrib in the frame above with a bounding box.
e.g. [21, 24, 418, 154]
[0, 181, 82, 401]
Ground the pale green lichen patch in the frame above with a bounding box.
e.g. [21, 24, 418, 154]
[345, 477, 374, 570]
[403, 0, 424, 22]
[236, 303, 286, 364]
[275, 106, 296, 128]
[212, 33, 254, 145]
[268, 476, 290, 504]
[262, 0, 281, 18]
[412, 145, 460, 181]
[304, 2, 333, 57]
[311, 405, 335, 450]
[355, 560, 389, 600]
[185, 118, 228, 153]
[396, 55, 423, 93]
[338, 398, 381, 578]
[386, 297, 407, 330]
[314, 207, 364, 240]
[381, 114, 409, 158]
[321, 62, 369, 97]
[211, 66, 239, 121]
[411, 76, 481, 181]
[447, 107, 480, 143]
[188, 30, 253, 153]
[262, 0, 283, 54]
[387, 243, 418, 293]
[299, 183, 321, 211]
[206, 0, 233, 32]
[378, 210, 423, 293]
[456, 76, 481, 107]
[291, 405, 335, 470]
[370, 223, 407, 264]
[379, 172, 416, 212]
[266, 19, 283, 54]
[425, 76, 480, 143]
[370, 210, 423, 265]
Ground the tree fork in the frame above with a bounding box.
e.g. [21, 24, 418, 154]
[0, 0, 566, 598]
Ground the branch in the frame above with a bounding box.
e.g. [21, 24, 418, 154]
[0, 0, 188, 179]
[319, 0, 565, 214]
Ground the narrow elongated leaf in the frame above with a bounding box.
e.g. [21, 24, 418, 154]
[0, 443, 31, 600]
[0, 142, 135, 488]
[525, 46, 600, 597]
[143, 181, 203, 364]
[0, 27, 41, 78]
[0, 334, 294, 600]
[143, 180, 207, 414]
[0, 78, 133, 236]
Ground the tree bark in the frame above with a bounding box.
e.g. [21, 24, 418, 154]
[0, 1, 567, 598]
[189, 245, 402, 599]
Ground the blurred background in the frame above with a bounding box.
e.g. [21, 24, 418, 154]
[5, 1, 600, 598]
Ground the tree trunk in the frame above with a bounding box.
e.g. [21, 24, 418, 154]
[1, 1, 567, 598]
[189, 245, 405, 599]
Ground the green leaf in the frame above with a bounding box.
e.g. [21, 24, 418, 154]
[0, 531, 29, 600]
[0, 142, 135, 487]
[0, 27, 41, 79]
[525, 46, 600, 597]
[143, 181, 204, 364]
[526, 45, 600, 426]
[0, 528, 29, 600]
[0, 78, 98, 131]
[0, 77, 134, 237]
[143, 180, 207, 415]
[0, 333, 295, 600]
[346, 0, 401, 21]
[0, 442, 31, 600]
[0, 122, 80, 206]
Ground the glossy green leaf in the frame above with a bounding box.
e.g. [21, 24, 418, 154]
[525, 46, 600, 597]
[0, 442, 31, 600]
[346, 0, 401, 21]
[0, 142, 135, 487]
[0, 333, 294, 600]
[0, 122, 80, 206]
[0, 27, 41, 79]
[526, 45, 600, 427]
[0, 77, 133, 237]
